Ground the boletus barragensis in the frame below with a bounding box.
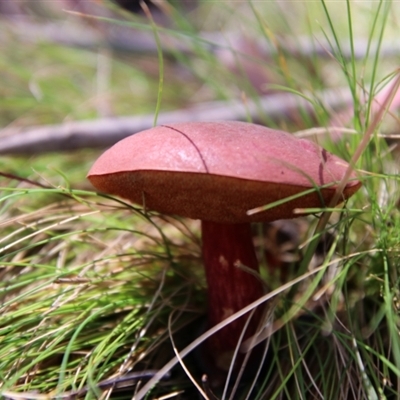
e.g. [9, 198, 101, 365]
[87, 121, 361, 373]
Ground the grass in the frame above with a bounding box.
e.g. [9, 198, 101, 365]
[0, 186, 203, 397]
[1, 0, 400, 398]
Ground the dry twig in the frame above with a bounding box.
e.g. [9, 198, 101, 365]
[0, 87, 352, 155]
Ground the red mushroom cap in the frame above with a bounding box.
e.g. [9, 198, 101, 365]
[87, 121, 361, 223]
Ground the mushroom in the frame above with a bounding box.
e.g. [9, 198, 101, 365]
[87, 121, 361, 372]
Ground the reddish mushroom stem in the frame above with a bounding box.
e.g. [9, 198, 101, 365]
[201, 220, 265, 370]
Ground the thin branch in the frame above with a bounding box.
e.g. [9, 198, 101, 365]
[2, 18, 400, 59]
[0, 87, 352, 155]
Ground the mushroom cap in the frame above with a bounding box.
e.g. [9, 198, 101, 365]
[87, 121, 361, 223]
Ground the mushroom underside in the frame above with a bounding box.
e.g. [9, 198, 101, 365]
[88, 170, 360, 224]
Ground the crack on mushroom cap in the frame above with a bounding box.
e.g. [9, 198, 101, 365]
[161, 124, 210, 173]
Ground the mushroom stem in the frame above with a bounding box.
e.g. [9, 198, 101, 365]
[201, 220, 265, 370]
